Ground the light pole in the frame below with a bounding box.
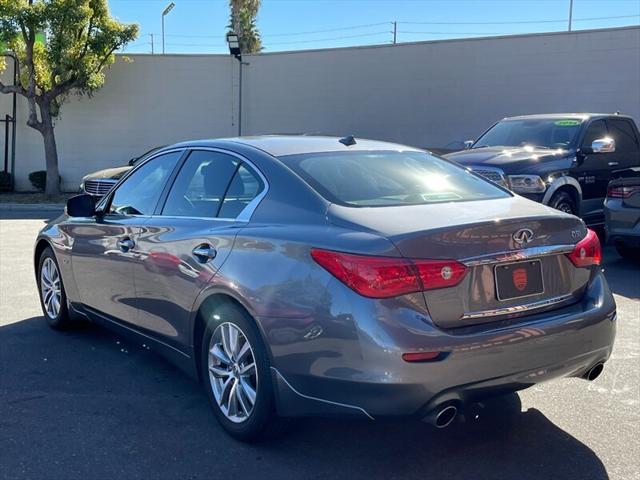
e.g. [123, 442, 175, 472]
[162, 2, 175, 54]
[226, 32, 243, 136]
[568, 0, 574, 32]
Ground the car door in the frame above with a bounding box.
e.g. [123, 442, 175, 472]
[574, 119, 614, 220]
[133, 149, 266, 348]
[70, 150, 184, 322]
[607, 117, 640, 174]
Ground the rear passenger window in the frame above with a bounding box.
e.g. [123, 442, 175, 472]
[581, 120, 608, 148]
[608, 119, 640, 153]
[218, 164, 264, 218]
[162, 151, 239, 218]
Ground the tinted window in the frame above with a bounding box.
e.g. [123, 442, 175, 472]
[218, 164, 264, 218]
[109, 151, 181, 215]
[280, 151, 509, 207]
[608, 119, 639, 153]
[581, 120, 608, 148]
[163, 150, 239, 218]
[474, 119, 582, 149]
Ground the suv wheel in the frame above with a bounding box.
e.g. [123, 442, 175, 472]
[201, 303, 284, 442]
[549, 191, 577, 215]
[37, 247, 72, 329]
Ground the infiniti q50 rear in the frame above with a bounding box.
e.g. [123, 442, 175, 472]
[35, 136, 616, 440]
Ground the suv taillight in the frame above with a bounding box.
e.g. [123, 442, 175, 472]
[566, 229, 601, 268]
[310, 249, 467, 298]
[607, 185, 640, 199]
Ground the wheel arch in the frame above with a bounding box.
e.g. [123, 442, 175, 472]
[542, 176, 582, 213]
[33, 238, 53, 277]
[192, 291, 270, 383]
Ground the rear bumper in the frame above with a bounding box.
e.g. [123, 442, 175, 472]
[270, 271, 616, 419]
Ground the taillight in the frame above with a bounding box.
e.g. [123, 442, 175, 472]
[310, 249, 467, 298]
[413, 259, 468, 290]
[607, 185, 640, 199]
[566, 229, 601, 268]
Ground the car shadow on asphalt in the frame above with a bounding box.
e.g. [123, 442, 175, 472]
[1, 317, 609, 480]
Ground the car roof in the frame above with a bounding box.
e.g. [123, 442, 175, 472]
[502, 113, 633, 121]
[171, 135, 422, 157]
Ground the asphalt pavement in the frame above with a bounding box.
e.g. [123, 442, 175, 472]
[1, 210, 638, 480]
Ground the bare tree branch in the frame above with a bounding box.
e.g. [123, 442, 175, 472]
[0, 80, 26, 96]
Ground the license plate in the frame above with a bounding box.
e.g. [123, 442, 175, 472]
[494, 260, 544, 301]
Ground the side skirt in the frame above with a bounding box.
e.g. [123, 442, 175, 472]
[71, 304, 199, 380]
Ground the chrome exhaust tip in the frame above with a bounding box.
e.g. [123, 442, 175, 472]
[434, 405, 458, 429]
[582, 362, 604, 381]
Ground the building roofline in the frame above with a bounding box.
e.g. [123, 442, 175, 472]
[117, 25, 639, 59]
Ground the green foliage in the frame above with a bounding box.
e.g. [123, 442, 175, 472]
[1, 1, 138, 194]
[0, 170, 11, 191]
[228, 0, 262, 54]
[0, 0, 138, 117]
[28, 170, 47, 191]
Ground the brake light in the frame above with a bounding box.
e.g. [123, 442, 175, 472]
[607, 185, 640, 199]
[413, 259, 468, 290]
[566, 229, 601, 268]
[310, 249, 467, 298]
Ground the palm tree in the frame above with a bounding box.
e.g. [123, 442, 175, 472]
[228, 0, 262, 54]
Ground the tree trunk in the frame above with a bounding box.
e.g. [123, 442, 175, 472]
[231, 1, 241, 36]
[39, 102, 61, 196]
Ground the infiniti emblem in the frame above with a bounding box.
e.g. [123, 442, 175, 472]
[513, 228, 534, 245]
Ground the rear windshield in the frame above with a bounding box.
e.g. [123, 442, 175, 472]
[280, 150, 510, 207]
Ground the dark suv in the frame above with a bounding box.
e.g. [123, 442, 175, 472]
[445, 114, 640, 226]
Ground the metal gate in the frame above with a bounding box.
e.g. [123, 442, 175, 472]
[0, 53, 17, 191]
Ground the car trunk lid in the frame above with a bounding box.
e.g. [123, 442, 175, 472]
[328, 196, 590, 327]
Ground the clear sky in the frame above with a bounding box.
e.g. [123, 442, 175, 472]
[109, 0, 640, 54]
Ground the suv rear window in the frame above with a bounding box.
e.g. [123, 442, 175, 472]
[280, 151, 510, 207]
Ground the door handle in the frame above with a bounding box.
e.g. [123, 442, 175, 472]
[192, 244, 217, 263]
[608, 161, 619, 167]
[117, 238, 135, 252]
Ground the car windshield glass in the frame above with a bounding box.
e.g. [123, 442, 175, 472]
[474, 119, 583, 149]
[280, 150, 510, 207]
[131, 145, 167, 165]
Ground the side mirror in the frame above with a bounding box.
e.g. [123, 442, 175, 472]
[463, 140, 474, 150]
[584, 137, 616, 154]
[66, 194, 96, 217]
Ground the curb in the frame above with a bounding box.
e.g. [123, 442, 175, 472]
[0, 203, 65, 212]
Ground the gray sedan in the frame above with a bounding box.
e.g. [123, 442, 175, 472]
[34, 136, 616, 441]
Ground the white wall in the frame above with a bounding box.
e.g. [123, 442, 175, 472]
[2, 26, 639, 191]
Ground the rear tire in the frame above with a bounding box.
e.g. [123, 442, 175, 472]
[549, 191, 577, 216]
[616, 245, 640, 261]
[37, 247, 72, 330]
[200, 303, 284, 442]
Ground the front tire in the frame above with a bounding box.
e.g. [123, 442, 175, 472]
[37, 247, 72, 330]
[549, 191, 578, 216]
[200, 303, 282, 442]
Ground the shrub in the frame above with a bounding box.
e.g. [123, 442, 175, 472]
[28, 170, 47, 191]
[0, 171, 11, 191]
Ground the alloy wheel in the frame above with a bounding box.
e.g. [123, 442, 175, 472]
[556, 202, 573, 214]
[40, 257, 62, 319]
[208, 322, 258, 423]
